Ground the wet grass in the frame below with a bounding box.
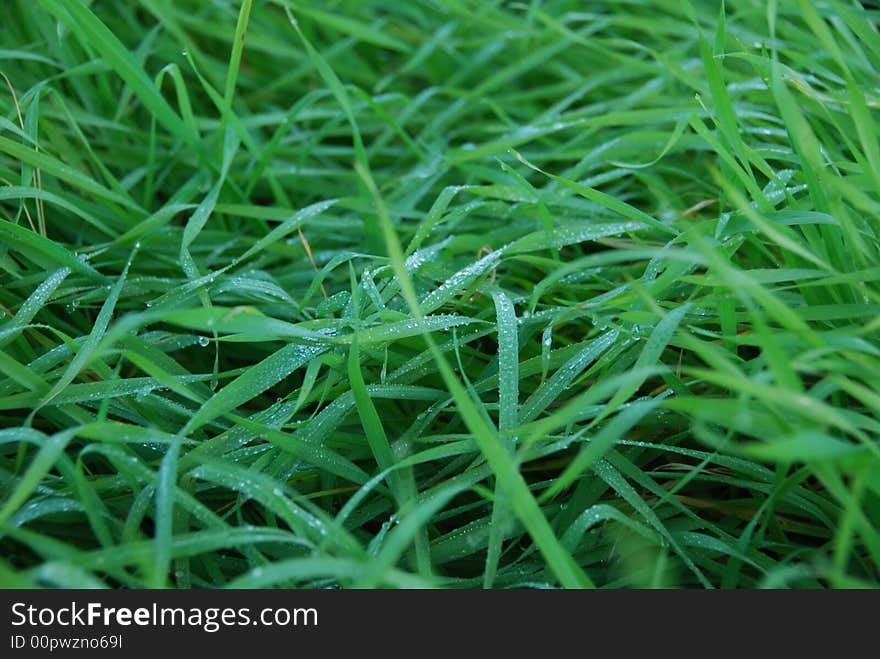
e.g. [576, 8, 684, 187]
[1, 0, 879, 588]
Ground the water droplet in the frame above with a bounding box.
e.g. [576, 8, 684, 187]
[197, 336, 210, 347]
[134, 241, 141, 249]
[181, 49, 188, 56]
[540, 325, 553, 381]
[145, 301, 152, 308]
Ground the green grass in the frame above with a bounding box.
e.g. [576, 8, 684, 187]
[1, 0, 879, 589]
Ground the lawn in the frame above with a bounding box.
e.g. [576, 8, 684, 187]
[1, 0, 879, 589]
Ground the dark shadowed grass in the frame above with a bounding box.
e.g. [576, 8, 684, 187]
[0, 0, 879, 588]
